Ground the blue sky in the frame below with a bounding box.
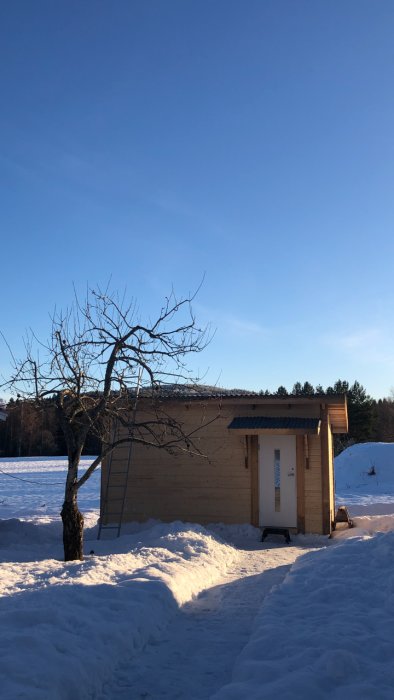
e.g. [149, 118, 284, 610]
[1, 1, 394, 398]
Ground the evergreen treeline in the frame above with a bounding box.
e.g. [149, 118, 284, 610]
[0, 381, 393, 457]
[0, 398, 100, 457]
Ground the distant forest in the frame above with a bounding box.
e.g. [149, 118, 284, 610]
[0, 398, 101, 458]
[0, 380, 393, 457]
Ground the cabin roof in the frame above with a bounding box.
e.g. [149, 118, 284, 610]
[146, 384, 258, 399]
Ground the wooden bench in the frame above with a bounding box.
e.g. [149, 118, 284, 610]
[261, 527, 291, 544]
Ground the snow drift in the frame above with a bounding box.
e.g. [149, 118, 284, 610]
[335, 442, 394, 496]
[0, 521, 238, 700]
[212, 531, 394, 700]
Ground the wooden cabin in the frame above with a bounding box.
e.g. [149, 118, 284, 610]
[100, 389, 348, 535]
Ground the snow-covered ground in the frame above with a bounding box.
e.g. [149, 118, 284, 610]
[0, 456, 100, 519]
[212, 532, 394, 700]
[336, 442, 394, 511]
[1, 446, 394, 699]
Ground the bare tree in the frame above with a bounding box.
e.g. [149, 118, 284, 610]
[2, 284, 210, 561]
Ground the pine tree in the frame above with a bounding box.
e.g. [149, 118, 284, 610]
[291, 382, 303, 395]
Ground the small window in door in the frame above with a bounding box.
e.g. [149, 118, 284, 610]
[274, 448, 281, 512]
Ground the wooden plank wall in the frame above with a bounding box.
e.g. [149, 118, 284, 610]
[102, 402, 251, 525]
[302, 407, 334, 535]
[304, 434, 323, 533]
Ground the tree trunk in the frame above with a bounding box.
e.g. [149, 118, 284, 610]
[61, 498, 84, 561]
[61, 451, 84, 561]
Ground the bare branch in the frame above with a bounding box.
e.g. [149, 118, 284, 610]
[0, 282, 212, 560]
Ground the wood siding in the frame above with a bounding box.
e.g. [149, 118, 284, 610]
[102, 402, 251, 525]
[304, 434, 323, 533]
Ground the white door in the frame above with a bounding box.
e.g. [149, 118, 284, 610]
[259, 435, 297, 527]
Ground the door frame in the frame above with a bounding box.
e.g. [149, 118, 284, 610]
[259, 435, 297, 528]
[248, 434, 305, 532]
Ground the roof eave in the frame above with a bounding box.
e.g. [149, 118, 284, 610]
[230, 427, 321, 436]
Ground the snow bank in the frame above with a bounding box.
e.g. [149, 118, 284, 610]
[0, 520, 238, 700]
[332, 512, 394, 540]
[335, 442, 394, 507]
[212, 531, 394, 700]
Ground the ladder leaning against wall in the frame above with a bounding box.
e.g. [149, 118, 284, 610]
[98, 371, 142, 539]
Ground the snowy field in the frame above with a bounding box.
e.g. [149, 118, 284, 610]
[0, 445, 394, 699]
[0, 456, 100, 520]
[336, 442, 394, 513]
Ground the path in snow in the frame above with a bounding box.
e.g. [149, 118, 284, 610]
[99, 540, 318, 700]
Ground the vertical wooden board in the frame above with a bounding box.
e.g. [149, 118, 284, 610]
[320, 406, 331, 535]
[304, 435, 323, 534]
[296, 435, 305, 533]
[248, 436, 259, 526]
[327, 421, 335, 526]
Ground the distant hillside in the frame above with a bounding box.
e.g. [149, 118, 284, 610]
[335, 443, 394, 496]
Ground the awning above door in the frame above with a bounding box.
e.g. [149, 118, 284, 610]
[227, 416, 321, 435]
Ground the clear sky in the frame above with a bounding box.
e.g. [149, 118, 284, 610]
[1, 1, 394, 398]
